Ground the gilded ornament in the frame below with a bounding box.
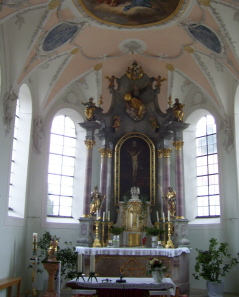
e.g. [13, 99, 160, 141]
[99, 148, 108, 158]
[157, 149, 164, 158]
[173, 141, 184, 150]
[126, 61, 144, 80]
[48, 0, 61, 10]
[71, 48, 80, 55]
[107, 149, 113, 158]
[184, 46, 194, 53]
[198, 0, 210, 6]
[85, 139, 95, 149]
[94, 63, 103, 71]
[162, 148, 172, 158]
[166, 64, 175, 71]
[167, 95, 173, 107]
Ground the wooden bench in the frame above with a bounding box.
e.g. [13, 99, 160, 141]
[0, 277, 22, 297]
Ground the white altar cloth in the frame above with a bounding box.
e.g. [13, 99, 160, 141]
[68, 277, 176, 295]
[75, 246, 190, 257]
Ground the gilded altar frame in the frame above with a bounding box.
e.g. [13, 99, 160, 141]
[114, 132, 155, 205]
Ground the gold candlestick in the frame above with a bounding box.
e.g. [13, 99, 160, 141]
[93, 221, 101, 247]
[165, 221, 174, 249]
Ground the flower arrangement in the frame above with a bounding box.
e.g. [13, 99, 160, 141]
[146, 257, 167, 275]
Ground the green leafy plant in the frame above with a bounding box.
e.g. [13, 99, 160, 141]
[109, 226, 126, 235]
[144, 227, 163, 236]
[193, 238, 239, 283]
[28, 231, 78, 280]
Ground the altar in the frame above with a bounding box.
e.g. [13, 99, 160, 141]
[76, 247, 190, 294]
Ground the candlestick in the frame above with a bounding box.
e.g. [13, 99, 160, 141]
[90, 254, 95, 273]
[77, 253, 82, 272]
[156, 211, 159, 222]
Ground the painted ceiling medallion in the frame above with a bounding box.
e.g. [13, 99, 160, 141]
[188, 24, 222, 54]
[75, 0, 185, 27]
[43, 23, 78, 52]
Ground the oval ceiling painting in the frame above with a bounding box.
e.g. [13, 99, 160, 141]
[43, 23, 78, 52]
[188, 24, 222, 54]
[75, 0, 185, 27]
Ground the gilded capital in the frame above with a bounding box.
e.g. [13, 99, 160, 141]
[84, 139, 95, 149]
[173, 141, 184, 150]
[99, 148, 108, 158]
[107, 149, 113, 158]
[157, 149, 164, 158]
[162, 148, 172, 158]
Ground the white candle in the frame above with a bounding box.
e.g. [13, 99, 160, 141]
[162, 212, 165, 223]
[108, 211, 110, 221]
[90, 254, 95, 272]
[168, 210, 170, 221]
[96, 210, 99, 220]
[103, 212, 105, 221]
[77, 253, 82, 272]
[33, 233, 37, 251]
[156, 211, 159, 222]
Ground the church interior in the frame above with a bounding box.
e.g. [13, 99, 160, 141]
[1, 0, 239, 296]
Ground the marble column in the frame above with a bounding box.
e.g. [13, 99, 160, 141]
[98, 148, 108, 217]
[157, 149, 164, 218]
[162, 148, 172, 215]
[173, 140, 185, 219]
[105, 149, 113, 214]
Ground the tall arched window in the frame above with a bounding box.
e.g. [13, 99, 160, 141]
[196, 115, 220, 217]
[47, 115, 76, 217]
[7, 84, 32, 222]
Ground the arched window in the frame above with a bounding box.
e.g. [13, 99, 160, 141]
[196, 115, 220, 217]
[47, 115, 76, 217]
[7, 84, 32, 223]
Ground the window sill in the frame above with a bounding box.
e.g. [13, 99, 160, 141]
[42, 216, 79, 228]
[188, 216, 221, 229]
[5, 211, 25, 226]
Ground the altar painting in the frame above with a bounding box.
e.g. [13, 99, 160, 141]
[77, 0, 183, 27]
[114, 133, 155, 204]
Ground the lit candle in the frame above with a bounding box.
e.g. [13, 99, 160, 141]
[162, 212, 165, 223]
[103, 212, 105, 221]
[156, 211, 159, 222]
[33, 233, 37, 251]
[108, 211, 110, 221]
[77, 253, 82, 272]
[90, 254, 95, 273]
[168, 210, 170, 221]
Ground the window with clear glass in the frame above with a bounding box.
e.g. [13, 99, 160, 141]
[196, 115, 220, 217]
[47, 115, 76, 217]
[8, 99, 20, 210]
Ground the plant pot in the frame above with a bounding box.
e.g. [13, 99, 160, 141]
[151, 236, 158, 248]
[151, 269, 163, 283]
[206, 281, 224, 297]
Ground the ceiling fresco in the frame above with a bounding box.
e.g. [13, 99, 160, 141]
[0, 0, 239, 121]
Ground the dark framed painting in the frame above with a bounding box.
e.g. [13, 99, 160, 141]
[76, 0, 185, 28]
[114, 132, 155, 204]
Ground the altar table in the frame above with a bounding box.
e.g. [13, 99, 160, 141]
[75, 247, 190, 295]
[67, 277, 176, 297]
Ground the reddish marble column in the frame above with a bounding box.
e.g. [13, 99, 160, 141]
[82, 140, 95, 217]
[99, 148, 108, 217]
[105, 149, 113, 214]
[173, 140, 185, 218]
[162, 148, 172, 215]
[157, 149, 164, 217]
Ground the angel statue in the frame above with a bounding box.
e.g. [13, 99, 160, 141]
[82, 97, 96, 121]
[90, 186, 105, 215]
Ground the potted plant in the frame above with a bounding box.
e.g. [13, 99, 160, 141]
[29, 231, 79, 282]
[193, 238, 239, 297]
[109, 226, 125, 247]
[144, 227, 163, 248]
